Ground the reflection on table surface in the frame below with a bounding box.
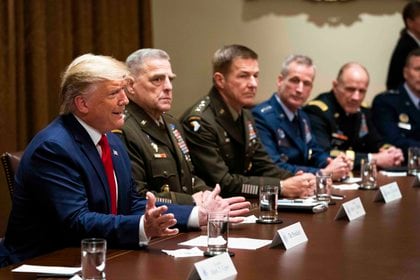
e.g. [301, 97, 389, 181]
[1, 174, 419, 280]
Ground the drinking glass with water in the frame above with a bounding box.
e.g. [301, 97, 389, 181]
[81, 238, 106, 280]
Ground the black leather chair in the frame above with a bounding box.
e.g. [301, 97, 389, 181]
[1, 151, 24, 199]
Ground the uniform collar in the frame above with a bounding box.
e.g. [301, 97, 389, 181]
[275, 94, 296, 122]
[404, 83, 420, 109]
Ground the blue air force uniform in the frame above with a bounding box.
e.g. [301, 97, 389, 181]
[252, 94, 329, 174]
[372, 85, 420, 155]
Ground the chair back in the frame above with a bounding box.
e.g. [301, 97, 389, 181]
[1, 151, 24, 199]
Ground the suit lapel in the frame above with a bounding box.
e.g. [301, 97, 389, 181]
[401, 88, 420, 125]
[63, 114, 112, 210]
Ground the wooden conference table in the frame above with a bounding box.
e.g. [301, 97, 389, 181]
[1, 174, 419, 280]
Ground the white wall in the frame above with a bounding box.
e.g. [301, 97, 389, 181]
[152, 0, 406, 117]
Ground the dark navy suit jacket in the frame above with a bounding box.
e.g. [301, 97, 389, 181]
[386, 31, 418, 90]
[0, 114, 192, 266]
[252, 94, 329, 174]
[372, 85, 420, 155]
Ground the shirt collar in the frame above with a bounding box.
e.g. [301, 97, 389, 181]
[226, 103, 241, 121]
[407, 30, 420, 46]
[404, 83, 420, 109]
[73, 114, 102, 146]
[275, 94, 296, 122]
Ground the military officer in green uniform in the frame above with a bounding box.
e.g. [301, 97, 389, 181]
[116, 49, 209, 205]
[304, 62, 404, 169]
[181, 44, 316, 198]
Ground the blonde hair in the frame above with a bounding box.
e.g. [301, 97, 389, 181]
[60, 54, 130, 114]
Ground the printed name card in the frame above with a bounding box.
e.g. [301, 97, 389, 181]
[334, 197, 366, 221]
[270, 222, 308, 250]
[189, 252, 237, 280]
[374, 182, 402, 203]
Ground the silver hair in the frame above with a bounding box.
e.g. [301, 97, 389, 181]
[280, 54, 315, 77]
[126, 48, 170, 75]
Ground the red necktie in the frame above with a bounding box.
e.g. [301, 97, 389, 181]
[99, 134, 117, 214]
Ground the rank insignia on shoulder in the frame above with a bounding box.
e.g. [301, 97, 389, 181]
[308, 100, 328, 111]
[193, 98, 210, 113]
[260, 105, 272, 113]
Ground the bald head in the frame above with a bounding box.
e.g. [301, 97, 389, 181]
[333, 63, 369, 114]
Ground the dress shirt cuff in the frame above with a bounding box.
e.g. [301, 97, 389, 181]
[187, 206, 200, 228]
[279, 180, 284, 196]
[139, 215, 151, 247]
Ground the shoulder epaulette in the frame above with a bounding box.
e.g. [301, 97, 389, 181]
[361, 102, 370, 109]
[185, 97, 210, 132]
[388, 89, 399, 94]
[111, 129, 122, 134]
[191, 96, 210, 115]
[307, 100, 328, 111]
[259, 105, 272, 113]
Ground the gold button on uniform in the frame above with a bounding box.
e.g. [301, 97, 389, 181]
[161, 184, 170, 192]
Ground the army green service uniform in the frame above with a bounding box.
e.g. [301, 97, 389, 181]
[117, 102, 209, 205]
[181, 87, 292, 198]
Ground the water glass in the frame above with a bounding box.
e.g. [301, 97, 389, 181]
[258, 185, 279, 223]
[316, 171, 332, 202]
[360, 159, 377, 189]
[81, 238, 106, 280]
[206, 212, 229, 256]
[407, 147, 420, 176]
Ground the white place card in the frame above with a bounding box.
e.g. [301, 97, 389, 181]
[270, 222, 308, 250]
[374, 182, 402, 203]
[334, 197, 366, 221]
[188, 252, 237, 280]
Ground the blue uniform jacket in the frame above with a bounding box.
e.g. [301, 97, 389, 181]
[0, 114, 192, 266]
[252, 94, 329, 174]
[372, 85, 420, 155]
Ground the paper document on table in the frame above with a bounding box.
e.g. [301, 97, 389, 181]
[162, 247, 204, 257]
[379, 171, 407, 177]
[333, 183, 360, 190]
[179, 235, 271, 250]
[343, 177, 361, 183]
[12, 264, 81, 276]
[240, 215, 257, 224]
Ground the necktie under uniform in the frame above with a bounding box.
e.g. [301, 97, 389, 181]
[292, 114, 302, 139]
[98, 134, 117, 214]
